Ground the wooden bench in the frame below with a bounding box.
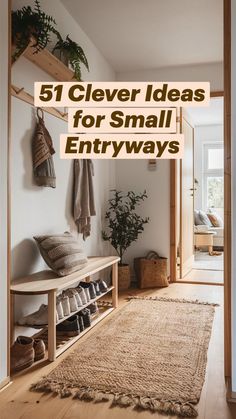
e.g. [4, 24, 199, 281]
[11, 256, 119, 361]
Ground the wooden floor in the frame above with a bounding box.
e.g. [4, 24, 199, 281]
[179, 268, 224, 285]
[1, 282, 236, 419]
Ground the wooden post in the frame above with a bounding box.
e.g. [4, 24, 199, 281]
[10, 293, 15, 345]
[112, 263, 118, 308]
[48, 290, 56, 362]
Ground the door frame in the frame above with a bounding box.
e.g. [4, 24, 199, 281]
[170, 0, 231, 379]
[179, 113, 195, 279]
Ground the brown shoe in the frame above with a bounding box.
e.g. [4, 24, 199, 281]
[10, 336, 34, 372]
[34, 339, 45, 361]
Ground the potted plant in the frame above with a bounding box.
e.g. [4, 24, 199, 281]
[12, 0, 60, 62]
[52, 35, 89, 81]
[102, 190, 149, 290]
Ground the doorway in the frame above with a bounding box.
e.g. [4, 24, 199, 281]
[177, 96, 224, 285]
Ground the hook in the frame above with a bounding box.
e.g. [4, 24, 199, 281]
[36, 107, 44, 120]
[12, 86, 25, 95]
[56, 109, 68, 119]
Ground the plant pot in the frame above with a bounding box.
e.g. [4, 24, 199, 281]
[52, 49, 69, 66]
[118, 264, 131, 291]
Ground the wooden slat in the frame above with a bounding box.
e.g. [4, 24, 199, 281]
[48, 290, 56, 362]
[22, 42, 76, 82]
[11, 256, 120, 294]
[112, 263, 118, 307]
[170, 160, 177, 282]
[11, 85, 68, 122]
[224, 0, 231, 379]
[210, 91, 224, 97]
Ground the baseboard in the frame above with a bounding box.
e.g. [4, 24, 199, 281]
[0, 377, 11, 392]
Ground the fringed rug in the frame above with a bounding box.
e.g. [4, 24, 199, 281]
[31, 297, 217, 417]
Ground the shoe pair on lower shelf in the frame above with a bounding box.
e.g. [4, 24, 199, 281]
[56, 308, 92, 336]
[11, 336, 45, 372]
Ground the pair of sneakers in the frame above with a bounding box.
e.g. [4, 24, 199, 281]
[56, 308, 92, 336]
[78, 279, 108, 301]
[57, 289, 83, 318]
[57, 286, 93, 321]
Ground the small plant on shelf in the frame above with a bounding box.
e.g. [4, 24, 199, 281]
[12, 0, 60, 62]
[102, 190, 149, 290]
[52, 35, 89, 81]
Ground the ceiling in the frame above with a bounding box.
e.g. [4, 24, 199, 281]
[187, 97, 223, 126]
[62, 0, 223, 72]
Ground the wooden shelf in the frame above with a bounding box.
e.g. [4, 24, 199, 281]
[17, 286, 114, 329]
[11, 256, 120, 294]
[55, 286, 114, 326]
[56, 307, 114, 357]
[34, 306, 114, 358]
[22, 42, 76, 82]
[11, 40, 77, 121]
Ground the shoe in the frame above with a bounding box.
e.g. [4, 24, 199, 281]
[18, 304, 48, 326]
[97, 279, 108, 293]
[34, 339, 45, 361]
[58, 294, 70, 317]
[79, 282, 91, 302]
[56, 315, 80, 336]
[92, 281, 101, 296]
[79, 308, 91, 328]
[88, 282, 96, 299]
[87, 302, 98, 314]
[63, 290, 78, 312]
[78, 315, 85, 331]
[80, 282, 96, 300]
[10, 336, 34, 372]
[76, 286, 87, 305]
[69, 288, 83, 307]
[56, 299, 64, 320]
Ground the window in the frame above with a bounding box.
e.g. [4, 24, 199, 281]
[203, 143, 224, 210]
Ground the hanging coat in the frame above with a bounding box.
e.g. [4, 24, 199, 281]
[73, 159, 96, 240]
[32, 108, 56, 188]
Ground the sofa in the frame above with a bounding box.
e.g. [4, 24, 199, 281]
[194, 209, 224, 248]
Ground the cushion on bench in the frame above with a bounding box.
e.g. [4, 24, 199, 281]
[34, 232, 88, 276]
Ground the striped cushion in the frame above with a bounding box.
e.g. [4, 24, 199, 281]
[34, 232, 88, 276]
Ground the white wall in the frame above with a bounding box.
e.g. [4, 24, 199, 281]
[231, 0, 236, 394]
[194, 124, 223, 210]
[117, 62, 223, 92]
[0, 0, 9, 385]
[11, 0, 116, 321]
[116, 160, 170, 279]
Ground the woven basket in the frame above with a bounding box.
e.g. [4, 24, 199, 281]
[118, 265, 131, 290]
[134, 252, 168, 289]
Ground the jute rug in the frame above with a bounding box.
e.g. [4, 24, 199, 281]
[31, 297, 217, 417]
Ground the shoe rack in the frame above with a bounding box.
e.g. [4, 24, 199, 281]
[11, 256, 119, 362]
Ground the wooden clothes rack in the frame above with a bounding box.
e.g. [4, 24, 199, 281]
[11, 85, 68, 122]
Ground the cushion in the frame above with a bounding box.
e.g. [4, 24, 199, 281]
[34, 232, 88, 276]
[207, 211, 223, 227]
[209, 227, 224, 238]
[199, 210, 212, 226]
[194, 210, 204, 225]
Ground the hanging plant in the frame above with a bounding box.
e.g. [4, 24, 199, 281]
[12, 0, 60, 62]
[52, 35, 89, 81]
